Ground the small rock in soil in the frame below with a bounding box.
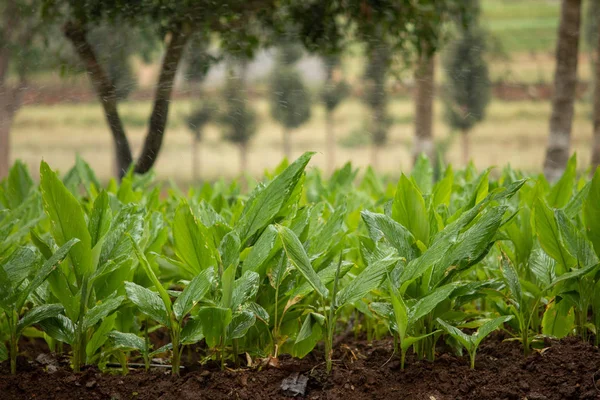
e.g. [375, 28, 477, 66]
[281, 372, 309, 397]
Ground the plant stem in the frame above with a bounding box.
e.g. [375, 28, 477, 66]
[170, 324, 181, 376]
[400, 347, 407, 370]
[326, 253, 343, 374]
[469, 350, 476, 369]
[144, 320, 150, 371]
[73, 276, 91, 372]
[233, 339, 240, 368]
[9, 312, 17, 375]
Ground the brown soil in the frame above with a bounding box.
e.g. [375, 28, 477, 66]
[1, 333, 599, 400]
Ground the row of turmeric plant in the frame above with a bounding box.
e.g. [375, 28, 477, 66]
[0, 153, 599, 375]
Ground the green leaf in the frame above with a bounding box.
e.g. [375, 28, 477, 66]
[173, 268, 215, 320]
[4, 161, 34, 209]
[392, 174, 430, 245]
[17, 304, 64, 335]
[1, 247, 38, 289]
[40, 161, 93, 280]
[228, 311, 256, 339]
[125, 282, 169, 327]
[542, 299, 574, 338]
[173, 203, 218, 276]
[534, 198, 575, 273]
[109, 331, 146, 352]
[16, 238, 80, 310]
[88, 191, 112, 248]
[86, 313, 116, 360]
[232, 271, 259, 310]
[336, 255, 398, 307]
[389, 282, 409, 340]
[83, 296, 125, 329]
[361, 210, 415, 260]
[180, 318, 204, 345]
[196, 306, 232, 348]
[547, 154, 576, 208]
[237, 152, 314, 242]
[241, 225, 278, 276]
[219, 231, 241, 270]
[401, 331, 440, 353]
[409, 284, 456, 324]
[501, 257, 522, 305]
[473, 316, 513, 347]
[276, 225, 328, 298]
[432, 166, 454, 207]
[528, 247, 555, 289]
[39, 315, 75, 344]
[436, 318, 473, 351]
[583, 168, 600, 257]
[411, 154, 433, 195]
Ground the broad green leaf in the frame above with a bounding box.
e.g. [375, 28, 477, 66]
[219, 231, 240, 270]
[180, 318, 204, 345]
[40, 161, 92, 280]
[473, 316, 513, 347]
[241, 225, 279, 276]
[439, 317, 473, 346]
[83, 296, 125, 329]
[232, 271, 259, 310]
[542, 299, 574, 338]
[583, 168, 600, 257]
[228, 311, 256, 339]
[392, 174, 430, 245]
[291, 260, 354, 299]
[125, 282, 169, 327]
[501, 257, 522, 305]
[4, 161, 34, 209]
[401, 331, 440, 353]
[173, 203, 218, 275]
[565, 181, 590, 218]
[432, 166, 454, 207]
[173, 268, 215, 320]
[17, 304, 64, 335]
[88, 191, 111, 248]
[277, 225, 328, 298]
[109, 331, 145, 352]
[1, 247, 38, 288]
[237, 152, 314, 242]
[16, 238, 79, 310]
[197, 306, 232, 348]
[361, 210, 416, 260]
[528, 247, 555, 288]
[412, 154, 433, 195]
[39, 315, 75, 344]
[547, 154, 576, 208]
[534, 198, 575, 273]
[336, 255, 399, 307]
[309, 203, 347, 256]
[555, 209, 598, 268]
[293, 312, 325, 358]
[409, 284, 456, 324]
[86, 313, 116, 360]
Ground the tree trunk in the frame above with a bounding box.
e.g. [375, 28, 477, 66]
[325, 110, 335, 174]
[592, 16, 600, 171]
[64, 21, 133, 178]
[65, 21, 191, 178]
[283, 128, 291, 160]
[413, 52, 436, 164]
[544, 0, 582, 181]
[136, 28, 191, 174]
[461, 129, 470, 166]
[192, 134, 200, 182]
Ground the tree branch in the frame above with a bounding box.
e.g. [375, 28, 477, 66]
[135, 26, 191, 173]
[64, 20, 134, 177]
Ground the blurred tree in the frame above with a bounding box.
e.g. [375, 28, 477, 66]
[584, 0, 600, 170]
[544, 0, 582, 181]
[185, 34, 218, 181]
[412, 0, 480, 165]
[442, 23, 490, 165]
[0, 1, 47, 179]
[270, 39, 311, 160]
[320, 54, 349, 173]
[362, 39, 391, 170]
[220, 60, 257, 183]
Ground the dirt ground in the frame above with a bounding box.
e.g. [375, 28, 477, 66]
[2, 331, 599, 400]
